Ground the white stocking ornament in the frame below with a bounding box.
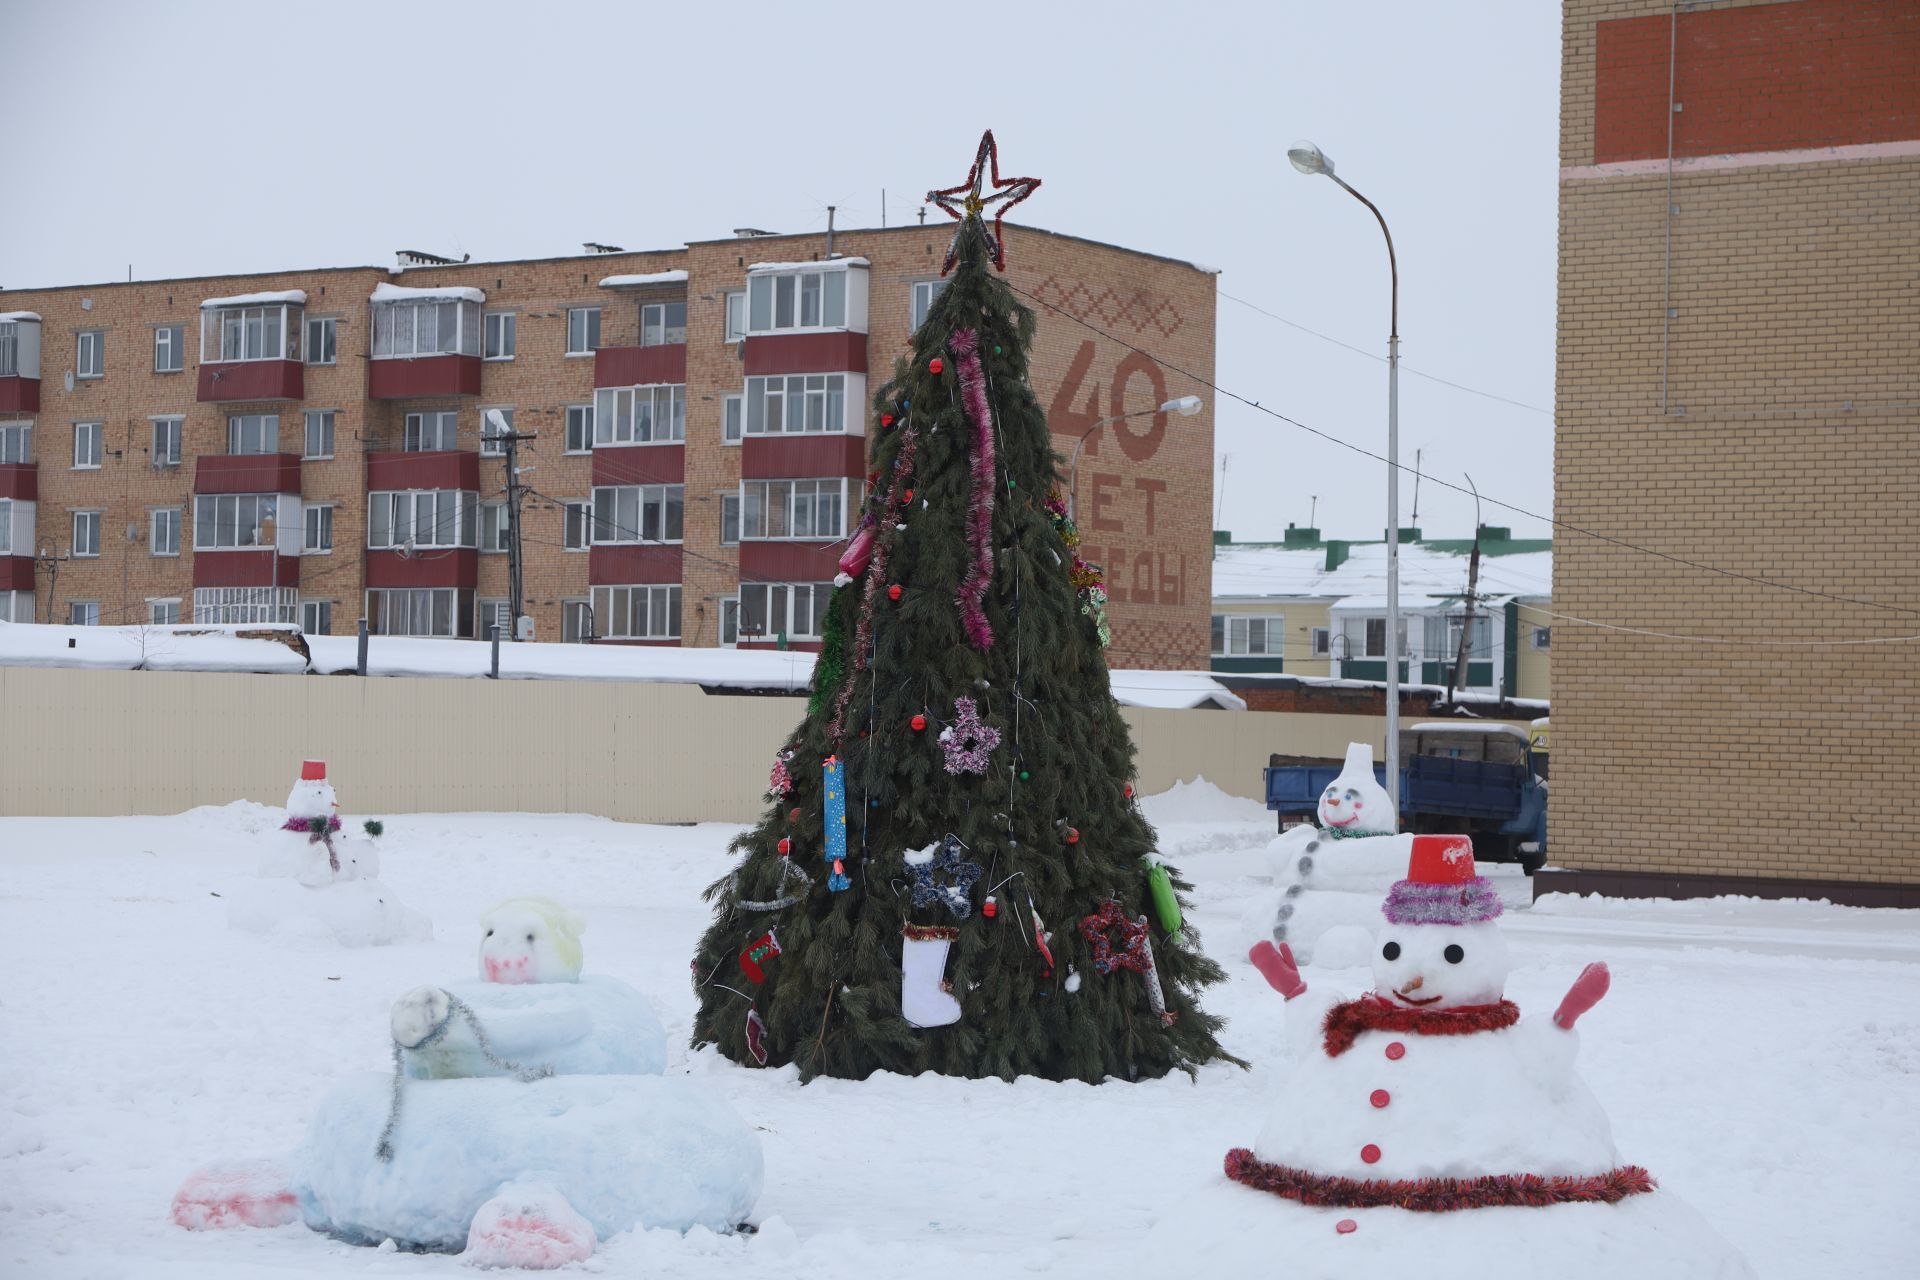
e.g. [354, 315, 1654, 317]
[901, 926, 962, 1028]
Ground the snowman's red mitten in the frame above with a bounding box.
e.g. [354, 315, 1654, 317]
[1249, 941, 1308, 1000]
[1553, 962, 1610, 1030]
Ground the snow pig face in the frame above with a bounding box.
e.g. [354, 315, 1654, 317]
[1370, 921, 1509, 1009]
[478, 898, 584, 984]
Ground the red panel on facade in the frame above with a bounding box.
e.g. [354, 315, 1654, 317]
[0, 377, 39, 413]
[194, 453, 302, 495]
[1594, 0, 1920, 164]
[591, 444, 684, 487]
[197, 359, 304, 403]
[193, 551, 302, 589]
[364, 548, 479, 588]
[742, 332, 868, 376]
[594, 344, 687, 388]
[588, 544, 683, 586]
[365, 450, 480, 492]
[0, 556, 33, 590]
[740, 434, 866, 479]
[737, 540, 842, 582]
[595, 637, 684, 648]
[369, 354, 484, 399]
[0, 461, 36, 501]
[737, 638, 823, 654]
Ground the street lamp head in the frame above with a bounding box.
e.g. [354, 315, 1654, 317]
[1287, 141, 1335, 178]
[1160, 395, 1204, 417]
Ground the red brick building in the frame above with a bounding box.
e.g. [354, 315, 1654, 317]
[0, 224, 1216, 666]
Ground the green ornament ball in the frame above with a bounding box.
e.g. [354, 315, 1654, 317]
[1019, 770, 1030, 781]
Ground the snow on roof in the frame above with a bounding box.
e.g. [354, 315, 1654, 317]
[598, 271, 688, 287]
[199, 290, 307, 310]
[0, 622, 309, 673]
[746, 257, 869, 274]
[0, 311, 42, 323]
[1212, 541, 1552, 604]
[1105, 669, 1246, 711]
[371, 282, 485, 305]
[1409, 721, 1530, 738]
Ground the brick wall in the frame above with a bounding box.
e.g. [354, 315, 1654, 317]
[1556, 0, 1920, 886]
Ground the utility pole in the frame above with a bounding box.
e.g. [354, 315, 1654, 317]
[1410, 447, 1423, 530]
[492, 410, 537, 639]
[1447, 530, 1482, 704]
[37, 549, 69, 623]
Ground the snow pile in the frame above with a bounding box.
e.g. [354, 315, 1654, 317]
[0, 310, 43, 322]
[599, 270, 689, 287]
[400, 977, 668, 1080]
[371, 281, 485, 305]
[1139, 776, 1270, 828]
[199, 290, 307, 310]
[0, 621, 309, 673]
[747, 257, 869, 273]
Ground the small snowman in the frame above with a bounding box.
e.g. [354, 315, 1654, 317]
[262, 760, 381, 886]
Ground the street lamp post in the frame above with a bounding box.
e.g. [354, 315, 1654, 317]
[1067, 395, 1203, 523]
[1288, 140, 1403, 822]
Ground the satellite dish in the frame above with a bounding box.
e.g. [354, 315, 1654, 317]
[81, 297, 93, 312]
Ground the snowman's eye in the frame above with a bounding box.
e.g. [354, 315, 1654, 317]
[1444, 944, 1465, 964]
[527, 932, 535, 943]
[1382, 940, 1401, 961]
[485, 929, 493, 937]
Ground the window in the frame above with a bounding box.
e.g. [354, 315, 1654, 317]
[910, 279, 948, 330]
[722, 394, 743, 444]
[562, 599, 593, 643]
[480, 408, 512, 457]
[1531, 625, 1552, 651]
[404, 410, 458, 452]
[151, 416, 183, 467]
[366, 587, 474, 638]
[194, 586, 296, 624]
[206, 305, 298, 362]
[72, 510, 103, 557]
[301, 599, 333, 635]
[372, 298, 479, 358]
[367, 490, 479, 549]
[737, 581, 832, 642]
[149, 507, 181, 557]
[305, 316, 337, 365]
[148, 599, 181, 625]
[739, 478, 847, 540]
[720, 493, 740, 546]
[227, 413, 279, 455]
[746, 267, 847, 333]
[718, 597, 739, 646]
[194, 493, 279, 549]
[1346, 616, 1408, 660]
[0, 499, 10, 555]
[480, 501, 509, 553]
[0, 322, 18, 377]
[0, 422, 29, 463]
[744, 373, 850, 435]
[591, 484, 684, 543]
[640, 302, 687, 347]
[723, 291, 746, 342]
[483, 311, 516, 361]
[154, 325, 184, 373]
[303, 504, 334, 553]
[566, 306, 601, 355]
[592, 584, 681, 640]
[593, 385, 685, 445]
[76, 330, 105, 378]
[564, 405, 592, 453]
[303, 410, 335, 459]
[1311, 627, 1331, 658]
[73, 421, 104, 468]
[478, 598, 511, 637]
[1442, 614, 1494, 661]
[69, 601, 100, 626]
[561, 500, 591, 550]
[1211, 614, 1284, 657]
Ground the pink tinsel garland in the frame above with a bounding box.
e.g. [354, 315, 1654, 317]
[1222, 1148, 1656, 1212]
[948, 328, 996, 651]
[829, 429, 918, 744]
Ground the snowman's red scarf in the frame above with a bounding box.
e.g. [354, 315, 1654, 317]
[1223, 1148, 1655, 1211]
[1322, 994, 1519, 1058]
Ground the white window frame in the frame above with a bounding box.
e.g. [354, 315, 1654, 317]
[483, 311, 516, 361]
[746, 267, 848, 334]
[227, 412, 280, 456]
[193, 493, 279, 551]
[365, 586, 474, 638]
[1531, 625, 1552, 651]
[76, 330, 105, 379]
[0, 322, 19, 378]
[303, 503, 334, 553]
[371, 299, 479, 359]
[723, 291, 746, 343]
[722, 394, 743, 444]
[593, 384, 685, 445]
[592, 584, 682, 640]
[478, 597, 511, 637]
[148, 598, 181, 625]
[304, 315, 337, 366]
[150, 416, 183, 468]
[202, 304, 300, 363]
[1211, 613, 1284, 658]
[743, 373, 853, 436]
[149, 507, 181, 557]
[301, 598, 334, 635]
[303, 409, 335, 460]
[70, 600, 101, 626]
[194, 586, 296, 625]
[562, 598, 593, 643]
[590, 484, 684, 545]
[566, 306, 601, 356]
[480, 407, 513, 457]
[72, 509, 103, 557]
[564, 404, 593, 454]
[366, 489, 479, 550]
[480, 501, 509, 553]
[0, 498, 10, 555]
[0, 422, 30, 464]
[403, 410, 458, 452]
[720, 492, 740, 546]
[154, 324, 184, 373]
[1311, 626, 1331, 658]
[718, 596, 739, 646]
[738, 478, 849, 541]
[910, 278, 948, 330]
[73, 421, 104, 469]
[561, 500, 591, 551]
[736, 581, 832, 642]
[640, 301, 687, 347]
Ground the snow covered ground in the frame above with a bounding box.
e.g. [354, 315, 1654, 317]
[2, 782, 1915, 1278]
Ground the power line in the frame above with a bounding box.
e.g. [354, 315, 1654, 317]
[1008, 281, 1920, 621]
[1512, 601, 1920, 648]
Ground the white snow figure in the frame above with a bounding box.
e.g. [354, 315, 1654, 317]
[259, 759, 381, 885]
[1190, 835, 1755, 1279]
[1315, 742, 1396, 836]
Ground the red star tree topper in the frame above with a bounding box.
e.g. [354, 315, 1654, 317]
[926, 129, 1042, 274]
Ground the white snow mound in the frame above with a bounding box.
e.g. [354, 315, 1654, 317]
[403, 976, 667, 1080]
[227, 877, 432, 947]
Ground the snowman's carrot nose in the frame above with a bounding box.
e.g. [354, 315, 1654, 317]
[1403, 975, 1424, 991]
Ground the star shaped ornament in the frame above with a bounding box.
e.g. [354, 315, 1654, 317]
[904, 834, 985, 919]
[927, 129, 1042, 274]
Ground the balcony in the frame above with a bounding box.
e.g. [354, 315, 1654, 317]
[589, 543, 681, 586]
[0, 461, 36, 501]
[198, 294, 306, 403]
[369, 284, 485, 399]
[741, 434, 864, 479]
[369, 354, 482, 399]
[594, 343, 686, 388]
[195, 453, 301, 496]
[366, 449, 480, 493]
[198, 360, 303, 403]
[742, 331, 867, 377]
[193, 550, 301, 590]
[365, 547, 479, 589]
[0, 312, 42, 412]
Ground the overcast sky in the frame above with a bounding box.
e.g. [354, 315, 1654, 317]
[0, 0, 1559, 545]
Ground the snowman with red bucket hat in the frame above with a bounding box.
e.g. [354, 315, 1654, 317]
[1202, 834, 1755, 1279]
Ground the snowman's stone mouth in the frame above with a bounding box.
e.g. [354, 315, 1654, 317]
[1392, 988, 1443, 1007]
[1323, 812, 1360, 828]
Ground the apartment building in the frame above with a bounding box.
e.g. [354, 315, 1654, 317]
[1554, 0, 1919, 901]
[0, 223, 1216, 667]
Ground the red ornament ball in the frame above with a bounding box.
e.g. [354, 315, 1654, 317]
[881, 413, 895, 428]
[910, 714, 928, 732]
[787, 807, 802, 824]
[1065, 827, 1081, 845]
[929, 357, 944, 375]
[983, 896, 999, 918]
[777, 837, 792, 857]
[1124, 783, 1134, 799]
[888, 584, 903, 602]
[903, 489, 914, 503]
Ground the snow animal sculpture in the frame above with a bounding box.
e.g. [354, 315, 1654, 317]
[174, 900, 760, 1269]
[1212, 835, 1755, 1279]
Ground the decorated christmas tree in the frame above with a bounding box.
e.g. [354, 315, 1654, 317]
[690, 132, 1233, 1082]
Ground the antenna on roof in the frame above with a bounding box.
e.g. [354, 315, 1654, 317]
[396, 249, 465, 269]
[583, 242, 624, 254]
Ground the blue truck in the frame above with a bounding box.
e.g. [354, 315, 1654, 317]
[1264, 722, 1549, 872]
